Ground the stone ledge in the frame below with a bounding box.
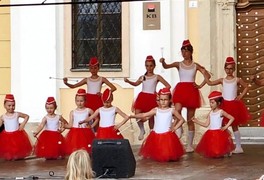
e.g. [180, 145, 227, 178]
[238, 127, 264, 144]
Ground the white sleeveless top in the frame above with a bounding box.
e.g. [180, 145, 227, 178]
[72, 108, 91, 128]
[99, 106, 116, 127]
[2, 112, 19, 132]
[45, 115, 60, 131]
[154, 108, 173, 134]
[178, 62, 196, 82]
[87, 77, 102, 94]
[209, 110, 223, 130]
[222, 77, 237, 100]
[142, 75, 158, 94]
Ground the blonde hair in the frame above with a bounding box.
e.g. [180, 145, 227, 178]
[65, 149, 94, 180]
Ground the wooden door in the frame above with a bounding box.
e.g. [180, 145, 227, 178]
[236, 1, 264, 127]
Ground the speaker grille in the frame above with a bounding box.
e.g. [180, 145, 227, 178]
[92, 139, 136, 178]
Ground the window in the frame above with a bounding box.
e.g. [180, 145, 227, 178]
[72, 0, 122, 71]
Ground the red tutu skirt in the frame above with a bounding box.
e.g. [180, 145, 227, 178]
[140, 131, 184, 162]
[221, 99, 251, 126]
[34, 130, 66, 159]
[0, 130, 32, 160]
[86, 93, 103, 111]
[172, 82, 201, 108]
[134, 92, 158, 112]
[64, 128, 95, 155]
[195, 129, 234, 158]
[96, 126, 124, 139]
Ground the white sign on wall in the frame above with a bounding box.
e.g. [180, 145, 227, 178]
[189, 0, 198, 8]
[143, 2, 160, 30]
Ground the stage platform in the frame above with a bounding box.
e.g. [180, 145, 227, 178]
[0, 144, 264, 180]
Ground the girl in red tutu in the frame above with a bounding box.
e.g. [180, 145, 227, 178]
[79, 88, 130, 139]
[251, 75, 264, 127]
[33, 97, 68, 159]
[63, 89, 97, 155]
[124, 55, 171, 141]
[63, 57, 117, 131]
[192, 91, 235, 158]
[0, 94, 32, 160]
[203, 57, 251, 154]
[130, 88, 185, 162]
[160, 40, 209, 152]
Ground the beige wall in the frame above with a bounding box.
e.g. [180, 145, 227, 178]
[0, 0, 11, 114]
[187, 2, 210, 104]
[187, 2, 199, 64]
[186, 0, 237, 105]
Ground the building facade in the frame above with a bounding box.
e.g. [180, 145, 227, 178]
[1, 0, 263, 144]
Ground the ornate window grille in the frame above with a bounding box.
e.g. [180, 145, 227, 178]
[72, 0, 122, 71]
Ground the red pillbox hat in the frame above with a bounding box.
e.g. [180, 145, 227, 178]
[5, 94, 15, 102]
[89, 57, 99, 66]
[159, 88, 171, 95]
[182, 39, 191, 47]
[208, 91, 222, 100]
[101, 88, 112, 102]
[76, 89, 87, 96]
[46, 97, 56, 105]
[146, 55, 154, 61]
[225, 57, 235, 65]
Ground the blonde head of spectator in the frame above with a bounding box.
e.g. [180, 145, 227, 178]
[65, 149, 94, 180]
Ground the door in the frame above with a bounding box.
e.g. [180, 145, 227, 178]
[236, 1, 264, 127]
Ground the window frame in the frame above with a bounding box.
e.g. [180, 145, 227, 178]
[64, 2, 129, 78]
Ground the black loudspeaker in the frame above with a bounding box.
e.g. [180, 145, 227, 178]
[92, 139, 136, 178]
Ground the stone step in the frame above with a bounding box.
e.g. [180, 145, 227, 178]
[236, 127, 264, 144]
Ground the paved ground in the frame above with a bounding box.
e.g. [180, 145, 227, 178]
[0, 144, 264, 180]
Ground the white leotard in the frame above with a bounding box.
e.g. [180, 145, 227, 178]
[72, 108, 91, 128]
[141, 75, 158, 94]
[222, 77, 237, 101]
[2, 112, 19, 132]
[209, 110, 223, 130]
[153, 108, 173, 134]
[99, 106, 116, 128]
[178, 62, 196, 82]
[87, 77, 102, 94]
[45, 115, 60, 131]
